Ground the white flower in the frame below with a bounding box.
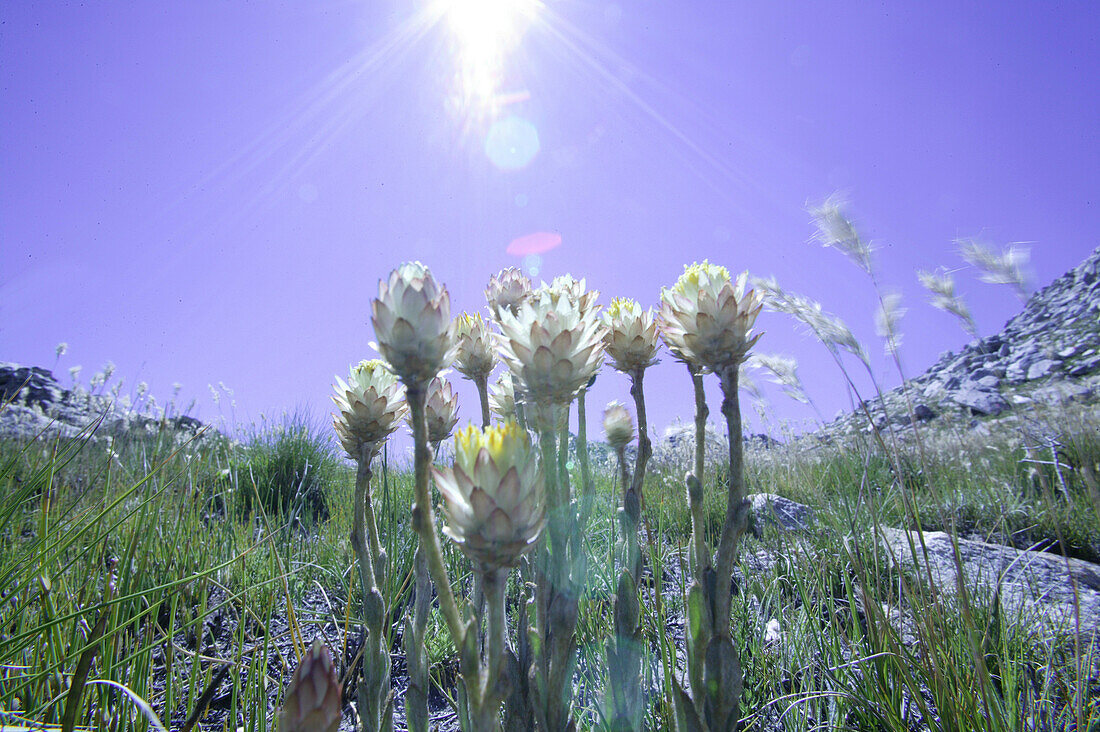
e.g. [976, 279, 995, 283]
[658, 262, 763, 372]
[422, 374, 460, 444]
[485, 267, 533, 321]
[434, 421, 545, 570]
[453, 312, 497, 380]
[603, 298, 659, 373]
[497, 287, 606, 407]
[488, 371, 517, 420]
[332, 359, 408, 459]
[371, 262, 455, 386]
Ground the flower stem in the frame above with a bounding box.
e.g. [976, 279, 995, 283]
[476, 374, 491, 428]
[714, 364, 749, 635]
[352, 445, 391, 732]
[405, 385, 465, 642]
[688, 366, 710, 575]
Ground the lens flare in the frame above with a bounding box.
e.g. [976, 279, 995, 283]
[442, 0, 537, 105]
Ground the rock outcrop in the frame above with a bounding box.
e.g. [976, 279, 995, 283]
[829, 246, 1100, 435]
[881, 528, 1100, 635]
[0, 362, 209, 443]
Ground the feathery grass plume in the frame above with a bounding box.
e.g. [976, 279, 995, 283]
[957, 237, 1031, 302]
[421, 374, 460, 445]
[485, 266, 533, 321]
[659, 260, 761, 732]
[874, 291, 907, 356]
[749, 353, 809, 404]
[917, 267, 979, 338]
[453, 312, 497, 426]
[808, 192, 875, 274]
[753, 275, 870, 366]
[372, 262, 457, 732]
[738, 359, 765, 400]
[333, 360, 405, 732]
[277, 639, 342, 732]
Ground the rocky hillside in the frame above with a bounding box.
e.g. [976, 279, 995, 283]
[826, 246, 1100, 437]
[0, 363, 208, 444]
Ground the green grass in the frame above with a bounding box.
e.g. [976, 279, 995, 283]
[1, 398, 1098, 731]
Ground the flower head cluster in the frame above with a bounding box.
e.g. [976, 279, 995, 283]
[497, 287, 606, 406]
[485, 267, 533, 321]
[332, 360, 408, 459]
[603, 297, 660, 373]
[434, 421, 545, 570]
[371, 262, 455, 386]
[658, 262, 763, 373]
[602, 401, 634, 450]
[423, 374, 460, 444]
[453, 312, 497, 380]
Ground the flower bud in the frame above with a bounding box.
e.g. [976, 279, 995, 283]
[488, 371, 517, 420]
[485, 267, 532, 321]
[602, 401, 634, 450]
[277, 639, 341, 732]
[422, 374, 460, 444]
[603, 298, 660, 373]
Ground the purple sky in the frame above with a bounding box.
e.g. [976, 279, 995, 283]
[3, 1, 1098, 447]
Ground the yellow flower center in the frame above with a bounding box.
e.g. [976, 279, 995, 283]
[454, 419, 528, 474]
[606, 297, 641, 321]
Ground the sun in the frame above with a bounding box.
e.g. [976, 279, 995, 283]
[440, 0, 538, 105]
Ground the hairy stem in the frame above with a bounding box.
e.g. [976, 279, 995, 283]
[688, 367, 710, 575]
[476, 374, 492, 428]
[406, 386, 465, 642]
[714, 365, 748, 634]
[352, 446, 391, 732]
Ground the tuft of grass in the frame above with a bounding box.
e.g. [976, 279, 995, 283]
[238, 409, 342, 524]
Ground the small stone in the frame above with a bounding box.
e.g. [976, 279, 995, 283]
[749, 493, 815, 533]
[913, 403, 936, 421]
[974, 375, 1000, 389]
[1026, 359, 1061, 380]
